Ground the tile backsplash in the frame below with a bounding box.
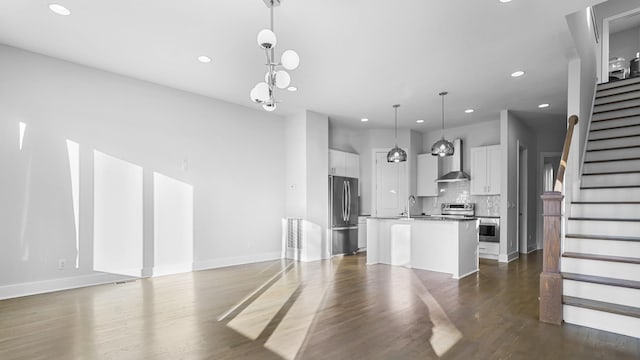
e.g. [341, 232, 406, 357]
[421, 181, 500, 217]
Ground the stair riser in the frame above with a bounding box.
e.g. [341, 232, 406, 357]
[561, 257, 640, 282]
[587, 135, 640, 150]
[598, 83, 640, 98]
[583, 159, 640, 174]
[585, 147, 640, 162]
[595, 91, 640, 106]
[598, 77, 640, 90]
[580, 173, 640, 187]
[594, 98, 640, 113]
[567, 220, 640, 238]
[590, 125, 640, 139]
[564, 305, 640, 338]
[563, 279, 640, 308]
[592, 107, 640, 121]
[590, 115, 640, 130]
[564, 237, 640, 258]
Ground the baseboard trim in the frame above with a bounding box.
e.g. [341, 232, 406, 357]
[193, 252, 281, 271]
[499, 251, 520, 263]
[152, 263, 194, 277]
[0, 272, 135, 300]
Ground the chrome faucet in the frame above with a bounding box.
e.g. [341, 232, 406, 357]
[405, 195, 416, 219]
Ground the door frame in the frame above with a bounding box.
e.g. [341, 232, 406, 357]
[516, 141, 529, 254]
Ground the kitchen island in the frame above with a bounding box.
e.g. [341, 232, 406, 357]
[366, 217, 478, 279]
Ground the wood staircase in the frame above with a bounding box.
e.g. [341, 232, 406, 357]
[561, 77, 640, 338]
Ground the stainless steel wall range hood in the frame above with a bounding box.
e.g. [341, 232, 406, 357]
[436, 138, 471, 182]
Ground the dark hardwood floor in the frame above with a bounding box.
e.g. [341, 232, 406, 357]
[1, 251, 638, 359]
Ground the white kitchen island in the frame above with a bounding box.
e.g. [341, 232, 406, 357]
[366, 217, 479, 279]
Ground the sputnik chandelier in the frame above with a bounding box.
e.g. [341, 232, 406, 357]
[249, 0, 300, 112]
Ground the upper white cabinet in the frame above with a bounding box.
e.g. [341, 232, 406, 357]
[470, 145, 501, 195]
[329, 149, 360, 179]
[417, 153, 439, 197]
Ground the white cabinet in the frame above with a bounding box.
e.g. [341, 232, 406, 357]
[329, 149, 359, 179]
[416, 153, 439, 197]
[471, 145, 501, 195]
[479, 241, 499, 260]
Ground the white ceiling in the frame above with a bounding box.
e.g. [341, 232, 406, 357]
[0, 0, 602, 132]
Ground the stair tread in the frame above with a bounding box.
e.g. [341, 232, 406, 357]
[568, 216, 640, 221]
[593, 104, 640, 115]
[583, 157, 640, 164]
[588, 134, 640, 142]
[571, 200, 640, 204]
[580, 185, 640, 189]
[563, 295, 640, 319]
[582, 171, 640, 176]
[590, 122, 640, 131]
[586, 145, 640, 152]
[563, 272, 640, 290]
[562, 252, 640, 264]
[565, 233, 640, 242]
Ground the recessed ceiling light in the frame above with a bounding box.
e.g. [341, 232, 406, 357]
[511, 70, 525, 77]
[465, 109, 474, 114]
[499, 0, 513, 3]
[416, 119, 425, 123]
[538, 103, 550, 108]
[49, 4, 71, 16]
[360, 118, 369, 122]
[287, 86, 297, 92]
[197, 56, 212, 63]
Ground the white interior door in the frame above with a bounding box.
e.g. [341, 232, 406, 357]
[375, 152, 407, 217]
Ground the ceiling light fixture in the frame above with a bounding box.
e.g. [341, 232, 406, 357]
[387, 104, 407, 163]
[538, 103, 550, 108]
[499, 0, 513, 3]
[49, 4, 71, 16]
[431, 92, 454, 157]
[197, 56, 212, 63]
[511, 70, 525, 77]
[465, 109, 474, 114]
[249, 0, 300, 112]
[416, 119, 425, 123]
[287, 86, 297, 92]
[361, 118, 369, 122]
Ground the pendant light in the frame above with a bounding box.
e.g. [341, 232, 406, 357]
[387, 104, 407, 163]
[431, 91, 455, 157]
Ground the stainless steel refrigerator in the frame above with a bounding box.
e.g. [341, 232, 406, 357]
[330, 176, 359, 255]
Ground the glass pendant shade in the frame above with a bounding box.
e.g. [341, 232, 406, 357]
[431, 91, 454, 157]
[275, 70, 291, 88]
[431, 138, 455, 157]
[387, 104, 407, 163]
[263, 103, 277, 112]
[257, 29, 277, 49]
[281, 50, 300, 70]
[250, 82, 270, 103]
[387, 146, 408, 162]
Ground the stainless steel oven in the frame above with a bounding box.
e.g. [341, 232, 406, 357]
[478, 217, 500, 243]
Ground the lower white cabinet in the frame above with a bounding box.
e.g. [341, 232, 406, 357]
[479, 241, 499, 260]
[417, 153, 439, 197]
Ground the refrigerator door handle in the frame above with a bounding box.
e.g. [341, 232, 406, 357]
[343, 180, 348, 222]
[346, 180, 351, 221]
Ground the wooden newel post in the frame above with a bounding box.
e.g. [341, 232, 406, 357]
[539, 191, 563, 325]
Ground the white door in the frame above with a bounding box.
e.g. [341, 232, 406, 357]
[375, 152, 407, 217]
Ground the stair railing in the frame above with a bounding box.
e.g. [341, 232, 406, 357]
[540, 114, 578, 325]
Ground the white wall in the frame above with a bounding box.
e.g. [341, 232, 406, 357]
[0, 45, 286, 298]
[500, 110, 538, 261]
